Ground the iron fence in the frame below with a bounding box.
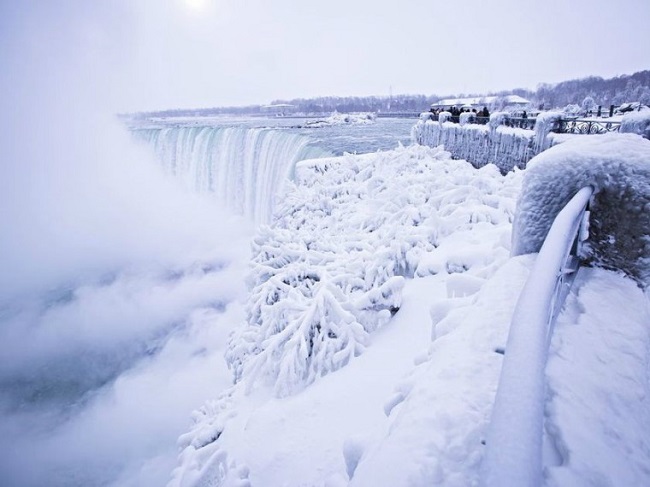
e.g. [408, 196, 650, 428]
[425, 113, 621, 134]
[553, 118, 621, 135]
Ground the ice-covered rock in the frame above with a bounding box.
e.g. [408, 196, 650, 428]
[511, 133, 650, 286]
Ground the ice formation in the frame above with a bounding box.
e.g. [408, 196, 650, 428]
[437, 111, 452, 124]
[511, 133, 650, 286]
[488, 111, 509, 131]
[533, 111, 564, 152]
[412, 118, 541, 173]
[459, 111, 475, 126]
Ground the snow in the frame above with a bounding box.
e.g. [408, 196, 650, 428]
[412, 118, 540, 173]
[350, 256, 534, 487]
[170, 139, 649, 487]
[437, 111, 452, 124]
[170, 145, 524, 485]
[511, 133, 650, 286]
[5, 104, 648, 487]
[228, 145, 521, 397]
[545, 268, 650, 485]
[459, 111, 475, 125]
[620, 108, 650, 139]
[303, 112, 376, 128]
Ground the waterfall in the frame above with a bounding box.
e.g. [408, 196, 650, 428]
[134, 126, 331, 223]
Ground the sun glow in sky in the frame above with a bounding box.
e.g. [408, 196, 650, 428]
[184, 0, 207, 11]
[2, 0, 648, 112]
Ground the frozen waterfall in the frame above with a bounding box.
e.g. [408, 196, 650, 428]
[134, 126, 331, 223]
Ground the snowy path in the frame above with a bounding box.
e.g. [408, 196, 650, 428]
[544, 268, 650, 486]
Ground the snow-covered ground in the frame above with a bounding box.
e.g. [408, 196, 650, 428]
[171, 143, 650, 486]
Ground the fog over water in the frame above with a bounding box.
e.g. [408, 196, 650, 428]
[0, 3, 256, 485]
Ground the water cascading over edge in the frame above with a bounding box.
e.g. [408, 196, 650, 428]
[134, 126, 331, 223]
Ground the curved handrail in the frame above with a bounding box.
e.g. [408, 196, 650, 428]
[481, 186, 593, 487]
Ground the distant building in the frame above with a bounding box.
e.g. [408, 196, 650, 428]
[431, 95, 530, 109]
[261, 103, 297, 116]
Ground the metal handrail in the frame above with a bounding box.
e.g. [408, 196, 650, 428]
[481, 186, 593, 487]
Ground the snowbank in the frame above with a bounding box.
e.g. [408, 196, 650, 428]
[511, 133, 650, 286]
[350, 255, 534, 487]
[545, 268, 650, 485]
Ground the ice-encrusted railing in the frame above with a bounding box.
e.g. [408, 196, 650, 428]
[412, 112, 564, 173]
[481, 186, 593, 487]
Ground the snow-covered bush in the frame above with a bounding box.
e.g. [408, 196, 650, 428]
[581, 96, 597, 115]
[620, 109, 650, 139]
[228, 144, 521, 395]
[170, 145, 524, 485]
[563, 104, 581, 116]
[512, 133, 650, 286]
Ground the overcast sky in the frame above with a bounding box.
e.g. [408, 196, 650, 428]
[2, 0, 649, 112]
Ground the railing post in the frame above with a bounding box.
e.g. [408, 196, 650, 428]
[597, 106, 602, 117]
[609, 105, 615, 117]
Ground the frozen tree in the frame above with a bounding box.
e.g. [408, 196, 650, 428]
[581, 95, 597, 115]
[227, 145, 521, 396]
